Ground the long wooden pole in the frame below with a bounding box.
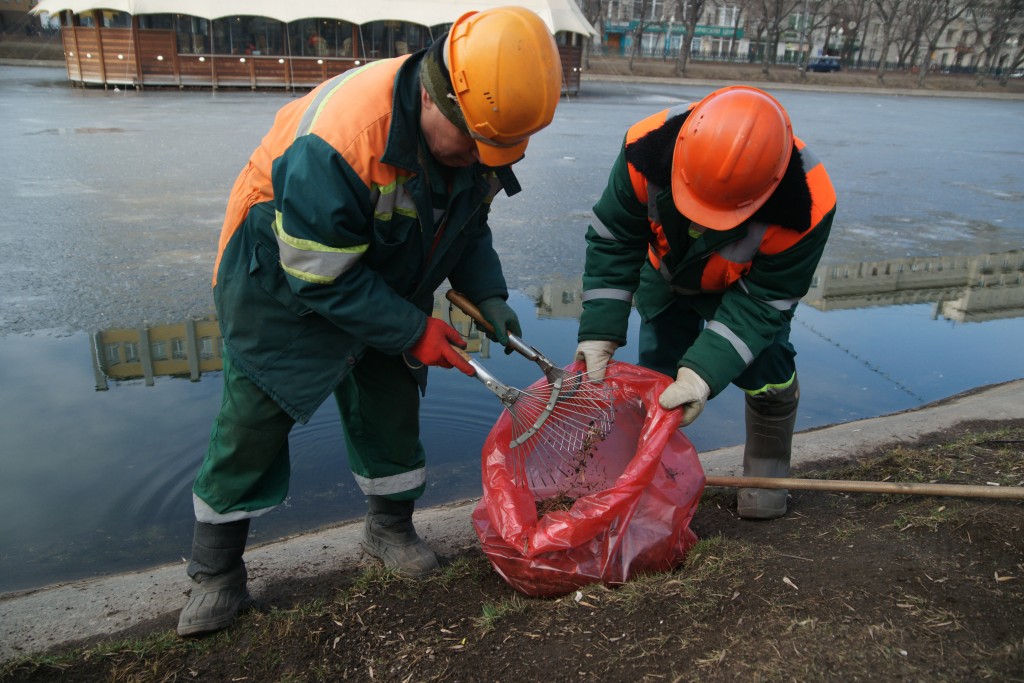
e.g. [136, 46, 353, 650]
[704, 475, 1024, 501]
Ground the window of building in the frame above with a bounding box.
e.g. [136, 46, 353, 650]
[100, 11, 130, 28]
[105, 344, 121, 366]
[360, 21, 431, 60]
[124, 342, 139, 363]
[174, 15, 209, 54]
[717, 5, 740, 27]
[151, 341, 168, 361]
[199, 337, 215, 360]
[291, 18, 358, 58]
[211, 16, 285, 56]
[172, 338, 186, 360]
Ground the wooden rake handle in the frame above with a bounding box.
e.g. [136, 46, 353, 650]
[445, 290, 544, 364]
[445, 290, 494, 333]
[704, 475, 1024, 500]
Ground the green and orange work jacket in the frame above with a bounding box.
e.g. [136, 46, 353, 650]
[213, 49, 517, 423]
[578, 104, 837, 398]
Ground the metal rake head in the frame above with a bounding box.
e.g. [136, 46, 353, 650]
[505, 368, 617, 491]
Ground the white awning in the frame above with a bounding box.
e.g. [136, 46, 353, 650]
[31, 0, 598, 37]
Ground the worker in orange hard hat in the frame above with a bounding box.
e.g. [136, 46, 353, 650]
[177, 6, 562, 638]
[575, 85, 837, 521]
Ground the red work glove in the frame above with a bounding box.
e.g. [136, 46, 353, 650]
[409, 317, 475, 376]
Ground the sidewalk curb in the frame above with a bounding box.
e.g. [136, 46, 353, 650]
[580, 72, 1024, 100]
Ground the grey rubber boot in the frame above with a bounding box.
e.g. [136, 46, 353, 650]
[177, 519, 251, 637]
[361, 496, 440, 577]
[737, 378, 800, 520]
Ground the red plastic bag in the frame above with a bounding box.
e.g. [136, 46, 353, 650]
[471, 361, 705, 597]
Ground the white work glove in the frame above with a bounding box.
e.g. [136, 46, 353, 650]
[658, 367, 711, 427]
[574, 340, 619, 382]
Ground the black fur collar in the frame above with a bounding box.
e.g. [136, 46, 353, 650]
[624, 109, 813, 232]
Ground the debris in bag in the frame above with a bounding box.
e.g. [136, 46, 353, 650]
[472, 361, 706, 597]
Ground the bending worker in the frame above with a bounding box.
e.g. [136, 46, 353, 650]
[178, 7, 562, 637]
[575, 86, 836, 520]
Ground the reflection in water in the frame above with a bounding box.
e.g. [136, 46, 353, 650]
[91, 318, 223, 389]
[804, 250, 1024, 322]
[3, 254, 1023, 595]
[90, 295, 495, 388]
[530, 249, 1024, 322]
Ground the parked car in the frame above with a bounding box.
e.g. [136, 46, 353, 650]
[807, 57, 842, 72]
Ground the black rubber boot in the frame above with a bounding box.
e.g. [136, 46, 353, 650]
[361, 496, 439, 577]
[177, 519, 251, 637]
[737, 378, 800, 520]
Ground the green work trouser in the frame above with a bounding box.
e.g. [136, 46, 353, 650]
[192, 347, 426, 524]
[638, 298, 797, 397]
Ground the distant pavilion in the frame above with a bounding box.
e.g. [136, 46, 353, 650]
[30, 0, 596, 93]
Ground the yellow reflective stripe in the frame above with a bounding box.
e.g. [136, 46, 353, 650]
[296, 60, 388, 140]
[274, 211, 368, 284]
[743, 372, 797, 397]
[371, 177, 417, 221]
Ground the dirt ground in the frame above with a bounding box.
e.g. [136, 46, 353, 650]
[2, 419, 1021, 682]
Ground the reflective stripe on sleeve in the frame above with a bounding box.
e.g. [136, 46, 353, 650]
[706, 320, 755, 365]
[589, 213, 619, 241]
[295, 61, 383, 139]
[735, 278, 801, 311]
[274, 211, 368, 285]
[582, 288, 634, 304]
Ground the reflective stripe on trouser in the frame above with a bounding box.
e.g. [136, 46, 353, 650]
[334, 346, 426, 502]
[637, 298, 797, 395]
[192, 350, 296, 521]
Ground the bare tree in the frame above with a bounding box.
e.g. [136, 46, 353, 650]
[970, 0, 1024, 85]
[756, 0, 804, 75]
[872, 0, 910, 82]
[912, 0, 968, 85]
[838, 0, 876, 67]
[674, 0, 706, 75]
[796, 0, 836, 77]
[628, 0, 649, 70]
[888, 0, 929, 69]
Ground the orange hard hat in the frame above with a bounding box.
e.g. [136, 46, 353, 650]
[446, 6, 562, 167]
[671, 86, 793, 230]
